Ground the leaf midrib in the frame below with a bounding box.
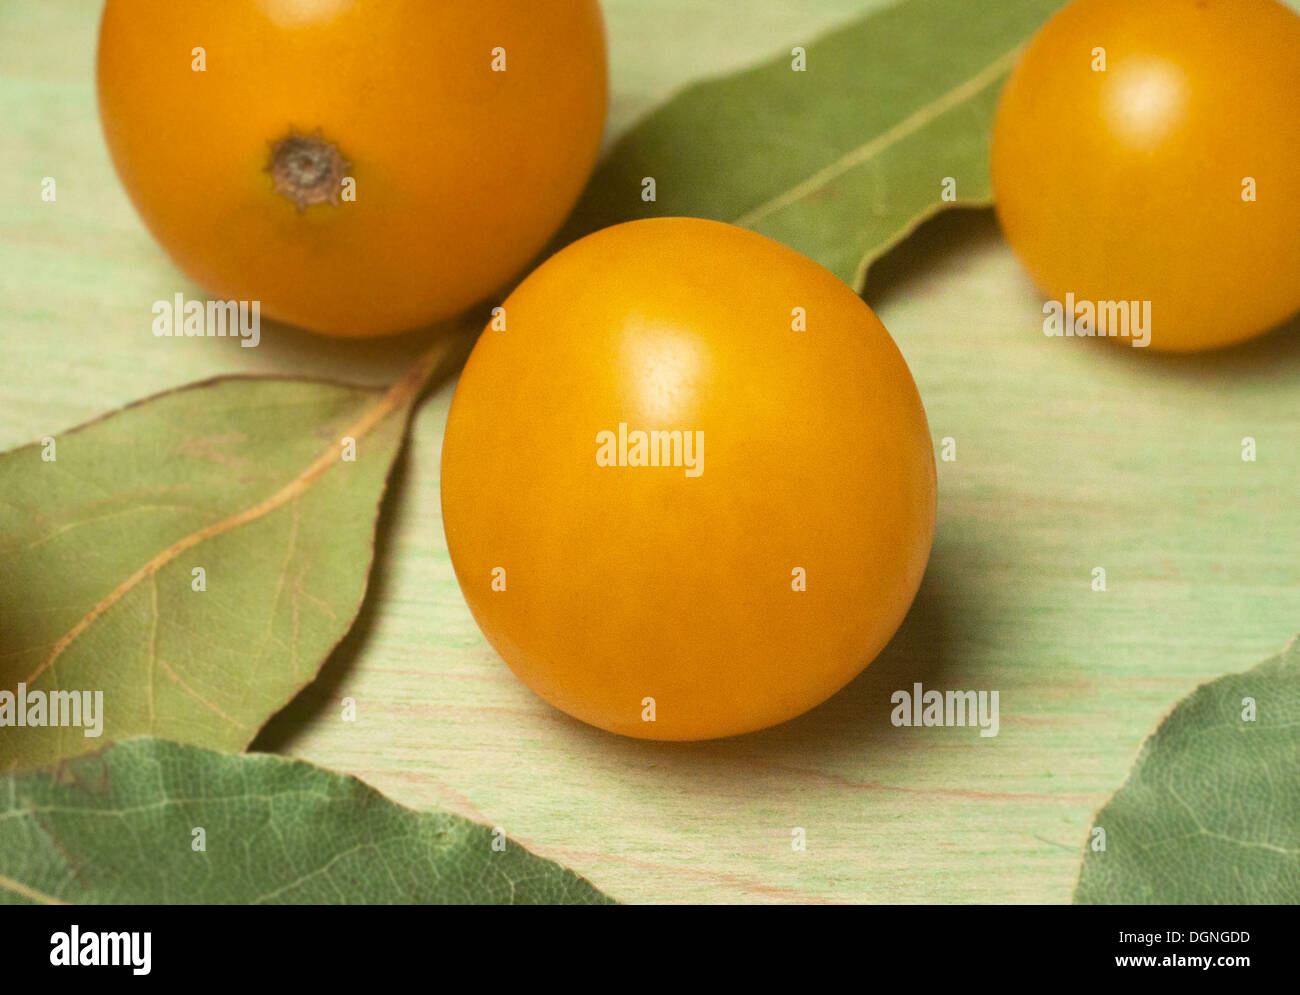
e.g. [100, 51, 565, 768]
[22, 342, 452, 688]
[733, 43, 1024, 230]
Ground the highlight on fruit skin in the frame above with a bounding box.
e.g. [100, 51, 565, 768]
[991, 0, 1300, 352]
[95, 0, 609, 337]
[440, 217, 937, 741]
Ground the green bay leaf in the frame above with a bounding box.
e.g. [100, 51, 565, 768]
[1073, 637, 1300, 904]
[0, 341, 461, 771]
[0, 737, 613, 904]
[559, 0, 1065, 288]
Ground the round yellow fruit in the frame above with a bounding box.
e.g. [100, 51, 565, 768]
[992, 0, 1300, 351]
[441, 218, 937, 740]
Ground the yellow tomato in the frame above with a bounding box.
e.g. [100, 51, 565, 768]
[992, 0, 1300, 351]
[441, 218, 936, 740]
[97, 0, 607, 337]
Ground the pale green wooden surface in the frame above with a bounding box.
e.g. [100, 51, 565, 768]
[2, 0, 1298, 903]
